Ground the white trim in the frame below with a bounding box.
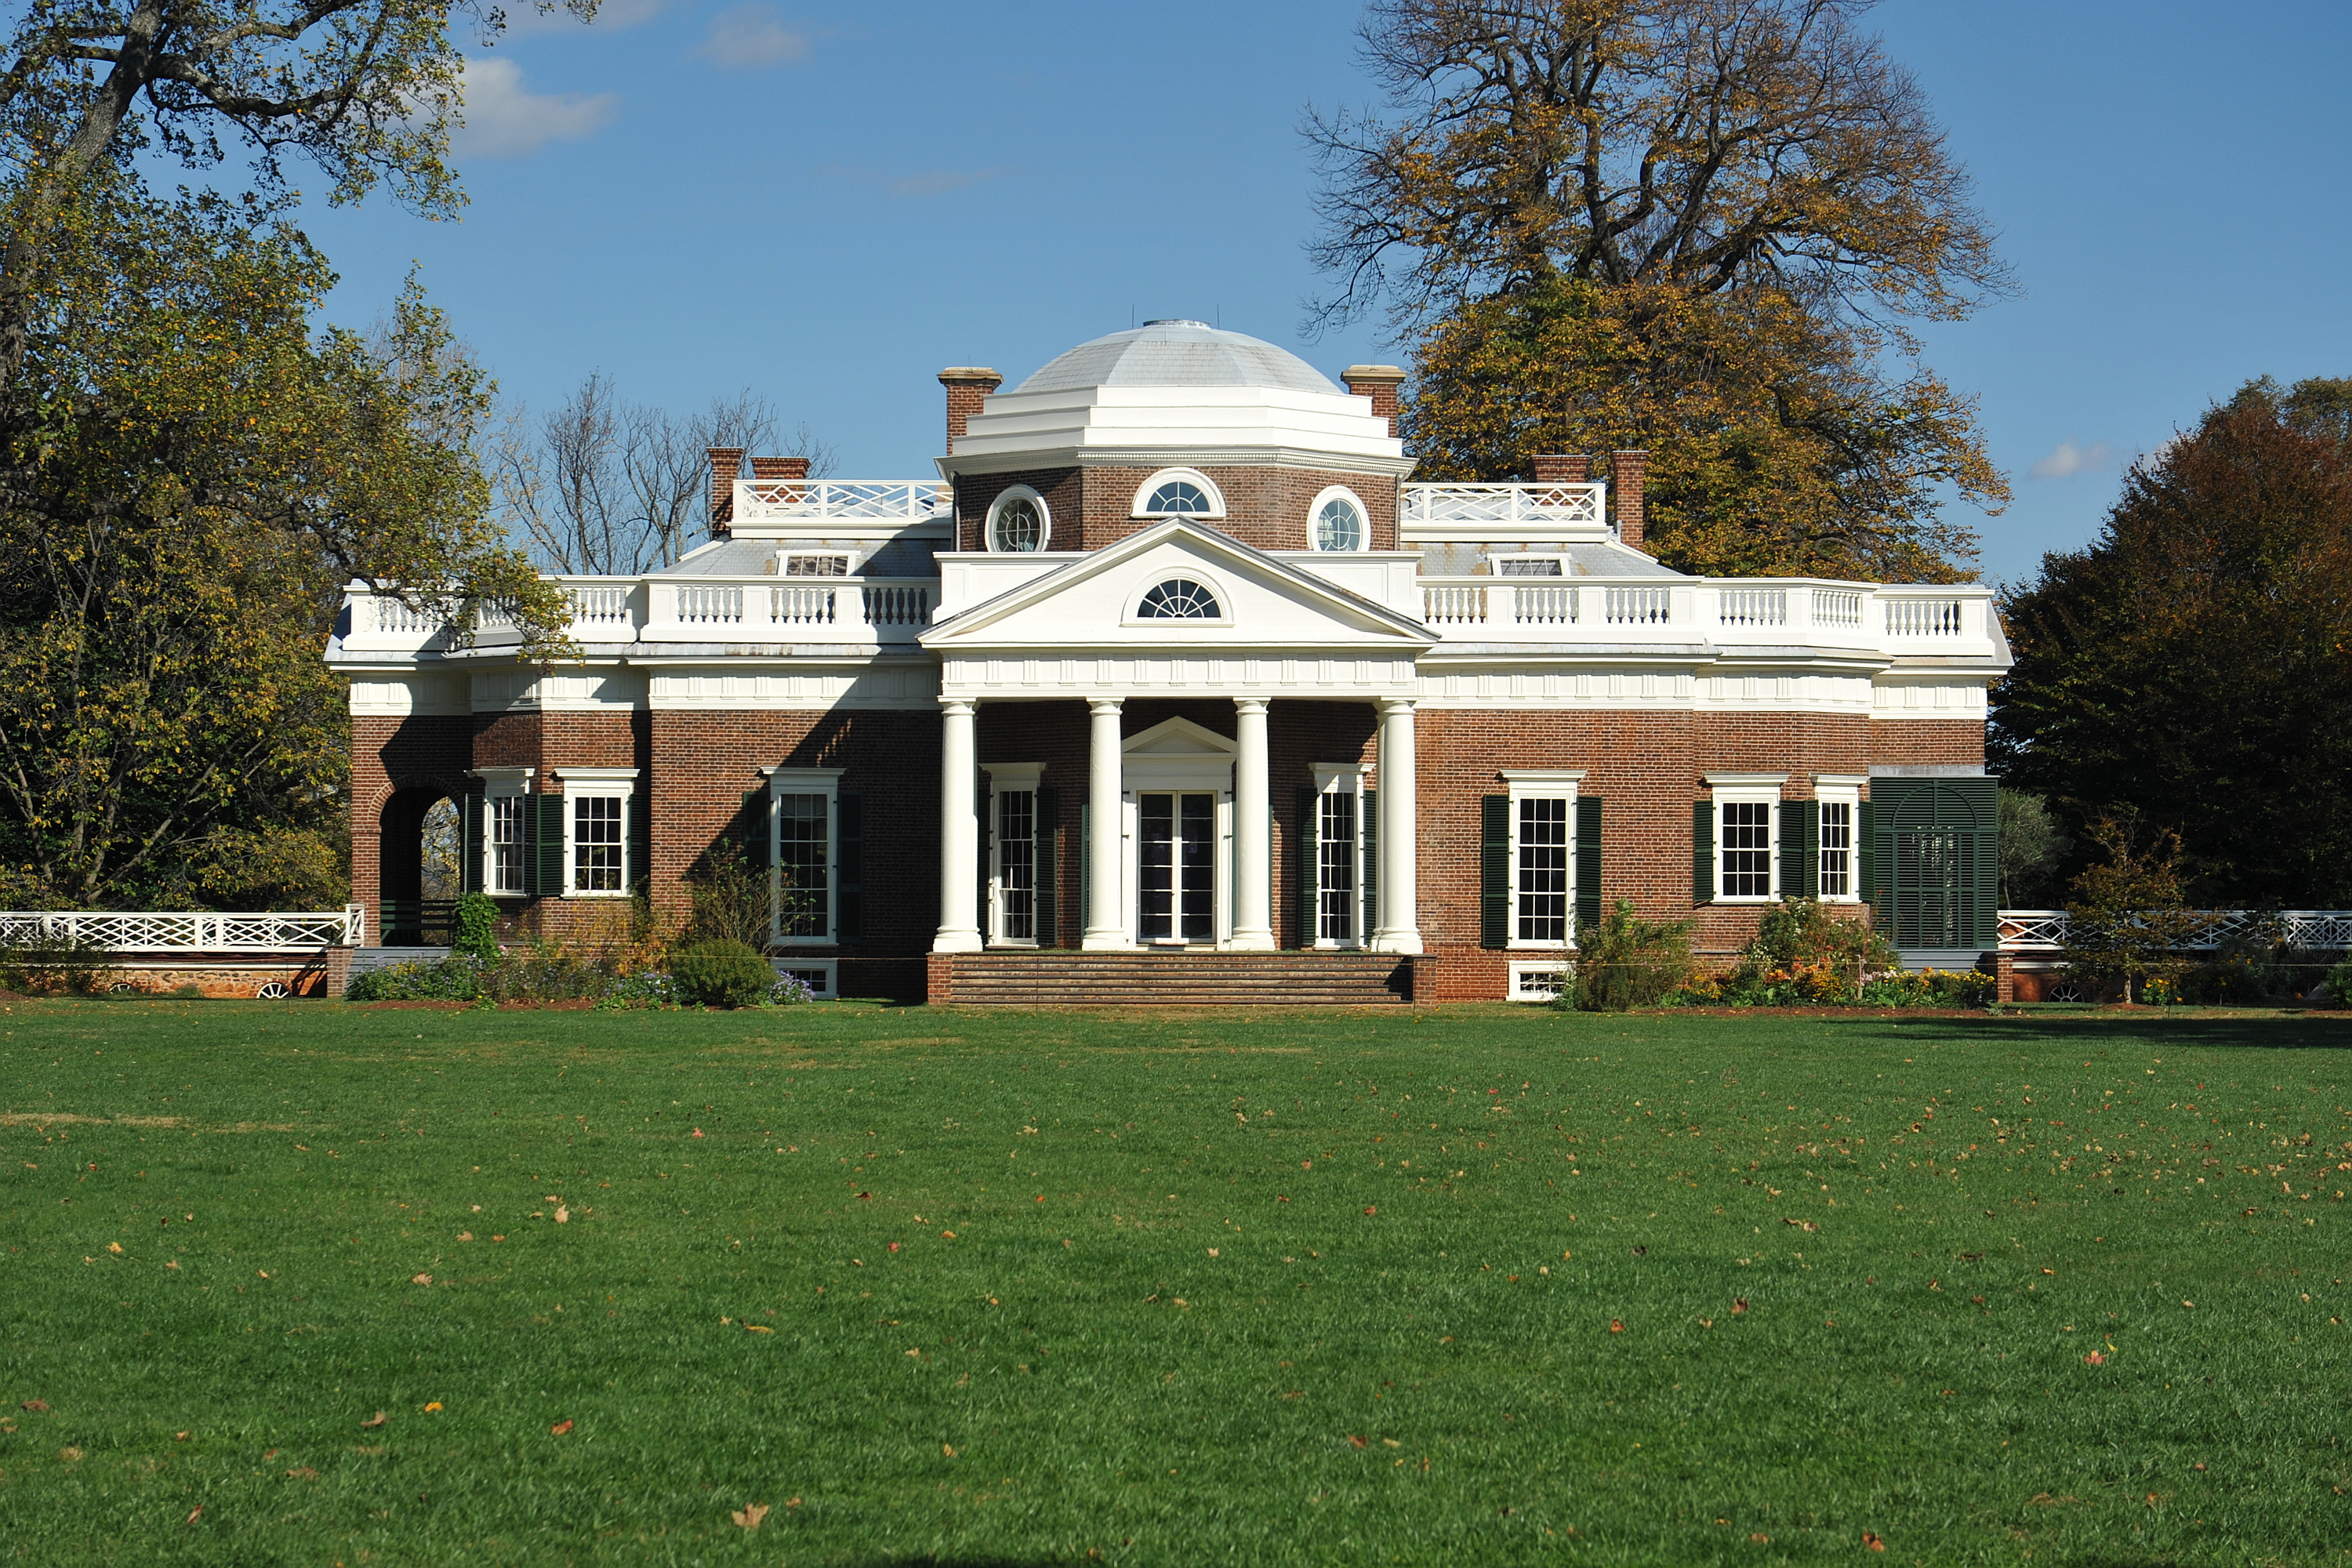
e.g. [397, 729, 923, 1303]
[1308, 764, 1367, 949]
[1813, 772, 1869, 787]
[985, 485, 1052, 554]
[762, 771, 842, 946]
[1486, 551, 1566, 577]
[1813, 785, 1861, 903]
[1131, 467, 1226, 521]
[1709, 781, 1783, 903]
[985, 763, 1045, 947]
[1123, 571, 1236, 627]
[1308, 485, 1369, 551]
[560, 779, 635, 899]
[1508, 960, 1572, 1004]
[470, 767, 536, 789]
[552, 767, 639, 785]
[1505, 774, 1581, 949]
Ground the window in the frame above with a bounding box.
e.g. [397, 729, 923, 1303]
[775, 793, 829, 938]
[784, 554, 849, 576]
[1719, 801, 1774, 899]
[998, 789, 1036, 943]
[1131, 468, 1225, 519]
[1138, 578, 1221, 619]
[1502, 770, 1584, 948]
[1516, 797, 1571, 943]
[1496, 556, 1563, 576]
[572, 796, 624, 893]
[1318, 789, 1357, 943]
[488, 796, 527, 895]
[987, 487, 1049, 552]
[1820, 800, 1853, 898]
[1312, 488, 1367, 551]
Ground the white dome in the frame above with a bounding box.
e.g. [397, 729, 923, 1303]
[1012, 321, 1341, 397]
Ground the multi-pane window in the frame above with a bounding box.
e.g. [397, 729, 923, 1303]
[488, 796, 526, 895]
[776, 793, 829, 938]
[572, 796, 623, 893]
[1719, 800, 1773, 898]
[1516, 797, 1570, 943]
[997, 789, 1036, 942]
[1819, 800, 1853, 897]
[1317, 789, 1356, 943]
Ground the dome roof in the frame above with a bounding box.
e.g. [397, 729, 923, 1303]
[1011, 321, 1341, 397]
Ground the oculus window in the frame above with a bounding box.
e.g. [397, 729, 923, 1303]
[1137, 578, 1221, 620]
[1314, 495, 1365, 551]
[987, 488, 1048, 552]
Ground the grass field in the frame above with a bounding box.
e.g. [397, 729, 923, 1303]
[0, 998, 2347, 1566]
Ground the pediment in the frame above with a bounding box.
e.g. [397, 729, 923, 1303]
[922, 521, 1432, 652]
[1123, 716, 1234, 756]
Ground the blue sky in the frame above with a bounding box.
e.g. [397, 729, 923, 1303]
[297, 0, 2352, 584]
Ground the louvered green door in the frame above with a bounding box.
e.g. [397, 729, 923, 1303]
[1867, 779, 1998, 949]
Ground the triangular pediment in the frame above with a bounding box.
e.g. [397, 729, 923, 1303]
[1123, 716, 1235, 756]
[922, 521, 1433, 652]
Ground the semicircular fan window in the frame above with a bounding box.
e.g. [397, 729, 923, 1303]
[1137, 578, 1222, 620]
[1143, 480, 1214, 515]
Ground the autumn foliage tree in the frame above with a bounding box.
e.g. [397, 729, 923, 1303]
[1991, 377, 2352, 906]
[1305, 0, 2010, 578]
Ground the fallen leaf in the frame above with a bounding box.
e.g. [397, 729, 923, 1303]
[1731, 1299, 1749, 1315]
[58, 1446, 82, 1461]
[1864, 1530, 1886, 1552]
[20, 1400, 47, 1414]
[554, 1207, 569, 1224]
[412, 1273, 432, 1286]
[1698, 1318, 1715, 1329]
[360, 1411, 387, 1429]
[550, 1419, 574, 1436]
[746, 1324, 773, 1334]
[174, 1431, 189, 1441]
[786, 1497, 802, 1508]
[1751, 1533, 1769, 1544]
[185, 1506, 202, 1526]
[943, 1443, 956, 1457]
[107, 1242, 122, 1254]
[1207, 1247, 1219, 1258]
[1609, 1319, 1625, 1334]
[285, 1466, 318, 1479]
[1348, 1435, 1368, 1448]
[888, 1242, 900, 1252]
[1363, 1206, 1377, 1216]
[731, 1502, 770, 1530]
[457, 1232, 473, 1242]
[423, 1402, 443, 1412]
[2085, 1352, 2106, 1365]
[691, 1128, 704, 1138]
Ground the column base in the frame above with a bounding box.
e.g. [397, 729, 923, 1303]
[1080, 932, 1134, 952]
[1367, 931, 1425, 955]
[931, 930, 984, 954]
[1227, 931, 1278, 953]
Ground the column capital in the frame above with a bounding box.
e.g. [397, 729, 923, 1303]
[1087, 696, 1124, 717]
[939, 696, 978, 717]
[1376, 696, 1417, 716]
[1232, 696, 1271, 716]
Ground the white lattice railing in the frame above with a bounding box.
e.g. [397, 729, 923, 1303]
[738, 480, 950, 521]
[0, 906, 365, 952]
[1402, 482, 1606, 528]
[1998, 909, 2352, 953]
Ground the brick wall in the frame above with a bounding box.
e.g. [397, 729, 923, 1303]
[956, 464, 1400, 555]
[956, 467, 1083, 553]
[350, 713, 474, 916]
[1869, 720, 1986, 767]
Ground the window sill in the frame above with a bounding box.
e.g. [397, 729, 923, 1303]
[564, 891, 631, 900]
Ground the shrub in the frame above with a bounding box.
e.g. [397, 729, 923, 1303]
[451, 893, 501, 964]
[1719, 898, 1904, 1005]
[668, 939, 773, 1008]
[1566, 901, 1693, 1012]
[2322, 956, 2352, 1008]
[0, 933, 119, 996]
[346, 957, 482, 1002]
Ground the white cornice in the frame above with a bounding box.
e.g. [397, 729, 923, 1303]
[938, 446, 1420, 481]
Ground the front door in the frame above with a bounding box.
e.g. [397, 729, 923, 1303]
[1138, 791, 1217, 942]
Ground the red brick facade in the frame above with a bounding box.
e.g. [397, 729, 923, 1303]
[955, 464, 1399, 554]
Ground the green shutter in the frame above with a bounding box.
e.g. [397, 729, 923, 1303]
[1479, 794, 1509, 948]
[1294, 787, 1316, 948]
[1859, 799, 1879, 928]
[626, 792, 650, 895]
[741, 789, 769, 872]
[1693, 799, 1715, 905]
[460, 793, 484, 895]
[976, 781, 990, 944]
[1574, 796, 1602, 940]
[1035, 786, 1059, 947]
[837, 794, 863, 946]
[537, 793, 567, 898]
[1868, 778, 1998, 949]
[1782, 801, 1818, 900]
[1078, 800, 1090, 934]
[1360, 788, 1378, 942]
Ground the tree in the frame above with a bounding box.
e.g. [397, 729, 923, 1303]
[1997, 789, 2067, 908]
[1991, 377, 2352, 906]
[488, 376, 833, 575]
[1304, 0, 2010, 578]
[2060, 815, 2200, 1005]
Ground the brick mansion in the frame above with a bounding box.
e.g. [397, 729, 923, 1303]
[328, 321, 2008, 1004]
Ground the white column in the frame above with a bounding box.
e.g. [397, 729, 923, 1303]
[1370, 697, 1423, 953]
[1082, 697, 1127, 950]
[1230, 698, 1274, 950]
[933, 698, 982, 953]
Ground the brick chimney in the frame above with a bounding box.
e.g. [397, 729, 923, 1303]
[750, 456, 810, 484]
[707, 446, 743, 535]
[1342, 365, 1406, 437]
[1610, 449, 1648, 550]
[1532, 453, 1589, 484]
[937, 368, 1003, 450]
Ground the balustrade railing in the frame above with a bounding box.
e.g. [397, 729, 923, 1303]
[1604, 585, 1675, 625]
[739, 480, 950, 520]
[0, 906, 365, 951]
[1997, 909, 2352, 953]
[1401, 482, 1605, 528]
[1511, 583, 1578, 624]
[568, 583, 633, 628]
[1718, 586, 1786, 627]
[1812, 588, 1864, 626]
[1886, 596, 1965, 636]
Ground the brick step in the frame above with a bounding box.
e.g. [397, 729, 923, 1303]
[936, 952, 1411, 1006]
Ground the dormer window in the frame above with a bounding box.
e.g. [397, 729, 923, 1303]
[1310, 487, 1368, 551]
[987, 485, 1050, 552]
[1137, 578, 1222, 619]
[784, 554, 850, 576]
[1131, 468, 1225, 520]
[1497, 556, 1563, 577]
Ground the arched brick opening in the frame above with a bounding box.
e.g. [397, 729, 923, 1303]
[379, 786, 459, 944]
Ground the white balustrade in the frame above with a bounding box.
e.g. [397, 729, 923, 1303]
[373, 597, 447, 635]
[739, 480, 950, 521]
[1885, 596, 1965, 636]
[1717, 586, 1786, 627]
[862, 583, 935, 627]
[0, 906, 364, 952]
[1997, 909, 2352, 953]
[1604, 586, 1674, 625]
[1812, 588, 1864, 627]
[1511, 583, 1577, 624]
[568, 583, 633, 630]
[772, 584, 839, 627]
[1401, 483, 1605, 527]
[1421, 584, 1489, 626]
[676, 585, 746, 624]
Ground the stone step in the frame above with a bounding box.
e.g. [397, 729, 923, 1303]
[936, 951, 1412, 1006]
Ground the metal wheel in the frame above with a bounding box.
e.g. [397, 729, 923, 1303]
[2047, 980, 2086, 1003]
[256, 981, 292, 1000]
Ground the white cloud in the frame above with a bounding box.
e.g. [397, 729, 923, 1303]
[699, 5, 810, 68]
[453, 57, 616, 158]
[2027, 439, 2113, 481]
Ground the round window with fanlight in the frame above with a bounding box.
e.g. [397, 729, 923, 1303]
[1314, 493, 1367, 551]
[987, 487, 1049, 552]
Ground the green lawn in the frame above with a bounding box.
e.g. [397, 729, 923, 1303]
[0, 999, 2347, 1566]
